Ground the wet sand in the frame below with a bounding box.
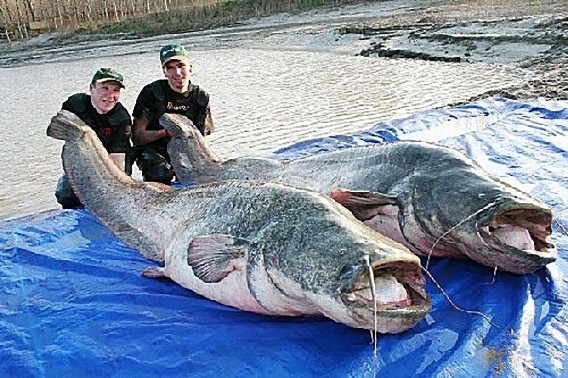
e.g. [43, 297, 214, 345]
[242, 0, 568, 102]
[346, 0, 568, 102]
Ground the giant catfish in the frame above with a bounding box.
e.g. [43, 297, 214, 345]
[46, 110, 431, 333]
[161, 113, 557, 274]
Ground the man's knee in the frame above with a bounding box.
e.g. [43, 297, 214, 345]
[55, 175, 82, 209]
[136, 149, 174, 184]
[143, 165, 175, 184]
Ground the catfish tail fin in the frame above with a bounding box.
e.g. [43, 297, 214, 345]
[47, 110, 88, 142]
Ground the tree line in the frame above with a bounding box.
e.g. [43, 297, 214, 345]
[0, 0, 369, 42]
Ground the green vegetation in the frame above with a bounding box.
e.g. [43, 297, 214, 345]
[1, 0, 375, 42]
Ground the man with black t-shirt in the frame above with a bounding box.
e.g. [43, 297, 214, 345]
[131, 43, 215, 184]
[55, 68, 132, 209]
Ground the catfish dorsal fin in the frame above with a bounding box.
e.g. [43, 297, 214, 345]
[330, 188, 399, 221]
[188, 234, 248, 283]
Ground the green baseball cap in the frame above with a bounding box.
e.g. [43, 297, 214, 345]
[160, 44, 190, 67]
[91, 68, 125, 88]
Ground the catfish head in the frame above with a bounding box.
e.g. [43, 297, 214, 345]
[331, 169, 557, 275]
[157, 182, 431, 333]
[246, 196, 433, 333]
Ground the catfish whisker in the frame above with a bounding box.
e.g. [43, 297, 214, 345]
[426, 201, 498, 269]
[421, 265, 509, 331]
[483, 266, 499, 285]
[364, 255, 380, 376]
[555, 219, 568, 236]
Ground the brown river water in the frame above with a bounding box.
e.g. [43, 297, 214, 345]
[0, 1, 529, 220]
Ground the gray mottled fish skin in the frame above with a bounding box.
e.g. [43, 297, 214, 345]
[46, 110, 431, 333]
[162, 113, 557, 274]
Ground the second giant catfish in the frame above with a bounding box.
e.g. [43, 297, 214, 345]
[162, 114, 557, 275]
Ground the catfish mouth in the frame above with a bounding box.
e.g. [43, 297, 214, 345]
[477, 204, 557, 273]
[342, 262, 431, 325]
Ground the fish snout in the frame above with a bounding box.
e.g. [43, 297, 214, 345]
[475, 203, 557, 274]
[339, 258, 431, 332]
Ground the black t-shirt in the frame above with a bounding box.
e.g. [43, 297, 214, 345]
[132, 80, 213, 149]
[62, 93, 132, 154]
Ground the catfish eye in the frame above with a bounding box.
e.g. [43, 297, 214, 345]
[339, 264, 358, 280]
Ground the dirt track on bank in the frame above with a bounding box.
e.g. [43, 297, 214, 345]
[343, 0, 567, 101]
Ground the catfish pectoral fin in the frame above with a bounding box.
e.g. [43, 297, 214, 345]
[142, 266, 168, 278]
[330, 188, 399, 220]
[188, 234, 249, 283]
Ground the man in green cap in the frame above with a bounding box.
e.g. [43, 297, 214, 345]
[54, 67, 132, 208]
[131, 43, 215, 184]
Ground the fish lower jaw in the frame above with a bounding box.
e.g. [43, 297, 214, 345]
[341, 279, 430, 332]
[462, 243, 557, 274]
[343, 288, 430, 311]
[480, 225, 556, 255]
[476, 225, 558, 274]
[335, 302, 431, 333]
[344, 291, 412, 310]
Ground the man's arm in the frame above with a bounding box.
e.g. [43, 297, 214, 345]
[132, 117, 170, 146]
[193, 104, 215, 136]
[203, 108, 215, 135]
[194, 88, 215, 135]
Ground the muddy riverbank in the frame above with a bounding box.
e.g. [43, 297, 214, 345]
[2, 0, 566, 104]
[341, 0, 567, 101]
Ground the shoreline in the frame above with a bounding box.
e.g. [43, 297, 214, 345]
[1, 0, 566, 103]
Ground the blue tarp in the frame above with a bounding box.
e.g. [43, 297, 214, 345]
[1, 98, 567, 377]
